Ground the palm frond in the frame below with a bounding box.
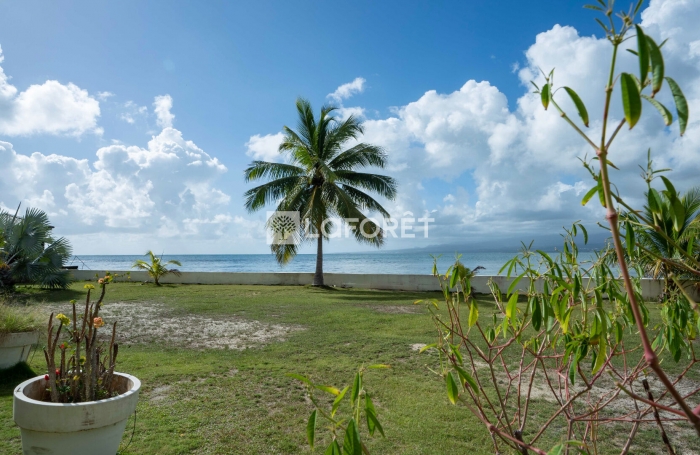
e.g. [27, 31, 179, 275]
[329, 144, 388, 171]
[244, 161, 305, 182]
[244, 177, 307, 212]
[335, 170, 397, 199]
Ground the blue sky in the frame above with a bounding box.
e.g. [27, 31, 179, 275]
[1, 0, 699, 255]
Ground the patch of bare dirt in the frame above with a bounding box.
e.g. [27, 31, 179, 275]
[372, 305, 421, 314]
[51, 301, 304, 350]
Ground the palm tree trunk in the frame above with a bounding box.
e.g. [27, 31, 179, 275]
[313, 227, 324, 286]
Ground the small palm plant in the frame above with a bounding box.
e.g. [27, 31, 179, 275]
[131, 251, 182, 286]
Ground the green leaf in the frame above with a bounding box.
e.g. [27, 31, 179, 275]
[569, 353, 578, 385]
[642, 95, 673, 126]
[563, 87, 589, 127]
[506, 292, 519, 320]
[583, 4, 603, 11]
[367, 364, 391, 369]
[446, 372, 460, 405]
[635, 25, 649, 84]
[332, 386, 350, 417]
[578, 224, 588, 244]
[419, 343, 437, 353]
[665, 77, 689, 136]
[581, 186, 597, 206]
[547, 443, 565, 455]
[671, 198, 685, 232]
[620, 73, 642, 128]
[468, 301, 479, 327]
[325, 440, 342, 455]
[597, 176, 607, 208]
[366, 410, 385, 437]
[531, 297, 542, 331]
[648, 188, 663, 217]
[286, 373, 312, 385]
[646, 36, 665, 96]
[625, 221, 635, 257]
[343, 419, 362, 455]
[316, 385, 341, 396]
[351, 372, 362, 407]
[592, 337, 607, 374]
[660, 175, 677, 199]
[307, 410, 317, 449]
[455, 365, 479, 394]
[541, 83, 551, 110]
[449, 266, 460, 289]
[507, 271, 526, 296]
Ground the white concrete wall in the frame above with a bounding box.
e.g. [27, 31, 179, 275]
[69, 270, 699, 301]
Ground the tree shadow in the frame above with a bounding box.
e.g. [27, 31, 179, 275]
[305, 286, 444, 302]
[10, 287, 85, 304]
[0, 362, 37, 397]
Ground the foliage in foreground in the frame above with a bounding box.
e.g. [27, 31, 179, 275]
[411, 1, 700, 453]
[296, 1, 700, 453]
[0, 206, 72, 290]
[0, 301, 44, 335]
[289, 365, 388, 455]
[43, 274, 121, 403]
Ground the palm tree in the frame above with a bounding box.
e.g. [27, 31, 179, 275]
[132, 251, 182, 286]
[0, 206, 72, 290]
[244, 98, 397, 286]
[634, 186, 700, 284]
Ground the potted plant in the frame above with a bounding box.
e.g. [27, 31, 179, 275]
[0, 301, 43, 370]
[13, 274, 140, 455]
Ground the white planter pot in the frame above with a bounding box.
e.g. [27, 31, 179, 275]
[13, 372, 141, 455]
[0, 331, 39, 370]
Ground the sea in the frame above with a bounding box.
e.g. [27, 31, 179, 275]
[67, 251, 600, 276]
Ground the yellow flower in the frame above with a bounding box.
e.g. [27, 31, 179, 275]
[56, 314, 71, 326]
[84, 284, 95, 290]
[93, 317, 105, 328]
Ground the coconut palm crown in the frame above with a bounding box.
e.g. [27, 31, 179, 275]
[244, 98, 397, 286]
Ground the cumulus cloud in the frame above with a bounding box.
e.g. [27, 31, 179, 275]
[325, 0, 700, 246]
[153, 94, 175, 128]
[328, 77, 366, 102]
[0, 46, 101, 137]
[245, 132, 284, 162]
[0, 119, 231, 241]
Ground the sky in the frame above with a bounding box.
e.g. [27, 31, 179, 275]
[0, 0, 699, 255]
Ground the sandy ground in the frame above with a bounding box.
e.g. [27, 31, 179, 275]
[52, 301, 304, 350]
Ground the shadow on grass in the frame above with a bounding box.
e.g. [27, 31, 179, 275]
[0, 363, 37, 397]
[11, 287, 85, 304]
[305, 286, 444, 302]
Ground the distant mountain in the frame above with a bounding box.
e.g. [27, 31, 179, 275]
[384, 230, 610, 254]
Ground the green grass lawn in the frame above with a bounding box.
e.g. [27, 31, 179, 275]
[1, 282, 697, 454]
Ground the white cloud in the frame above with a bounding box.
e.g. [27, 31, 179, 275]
[97, 91, 115, 100]
[328, 77, 366, 103]
[0, 46, 101, 137]
[153, 94, 174, 128]
[321, 0, 700, 246]
[245, 132, 284, 162]
[120, 101, 148, 124]
[0, 113, 231, 239]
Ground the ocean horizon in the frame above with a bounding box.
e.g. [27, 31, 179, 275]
[68, 251, 599, 276]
